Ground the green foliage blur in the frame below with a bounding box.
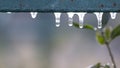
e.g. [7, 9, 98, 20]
[73, 13, 120, 68]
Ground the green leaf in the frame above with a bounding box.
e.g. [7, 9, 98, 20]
[103, 26, 112, 41]
[83, 24, 95, 31]
[111, 24, 120, 40]
[104, 65, 110, 68]
[91, 63, 101, 68]
[96, 31, 106, 45]
[73, 22, 95, 31]
[102, 13, 110, 28]
[73, 22, 79, 28]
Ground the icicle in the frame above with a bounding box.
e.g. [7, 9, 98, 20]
[6, 12, 12, 14]
[77, 12, 86, 28]
[110, 12, 117, 19]
[30, 12, 38, 19]
[94, 12, 103, 29]
[67, 12, 74, 26]
[54, 12, 61, 27]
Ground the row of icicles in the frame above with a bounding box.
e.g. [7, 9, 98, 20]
[53, 12, 117, 29]
[7, 12, 117, 29]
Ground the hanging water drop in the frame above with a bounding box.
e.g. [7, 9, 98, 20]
[54, 12, 61, 27]
[6, 12, 12, 14]
[56, 24, 60, 27]
[30, 12, 38, 19]
[67, 12, 74, 26]
[94, 12, 103, 29]
[77, 12, 86, 28]
[94, 27, 97, 31]
[106, 62, 110, 66]
[110, 12, 117, 19]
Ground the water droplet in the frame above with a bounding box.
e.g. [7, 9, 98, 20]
[94, 12, 103, 29]
[94, 27, 97, 31]
[76, 12, 86, 28]
[6, 12, 12, 14]
[110, 12, 117, 19]
[54, 12, 61, 27]
[67, 12, 74, 26]
[107, 62, 110, 66]
[56, 24, 60, 27]
[30, 12, 38, 19]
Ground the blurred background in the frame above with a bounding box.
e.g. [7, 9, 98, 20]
[0, 13, 120, 68]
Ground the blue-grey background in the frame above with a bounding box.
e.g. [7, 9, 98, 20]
[0, 13, 120, 68]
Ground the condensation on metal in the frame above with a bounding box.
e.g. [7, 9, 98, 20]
[0, 0, 119, 12]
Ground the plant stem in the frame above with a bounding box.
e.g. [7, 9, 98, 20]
[106, 43, 117, 68]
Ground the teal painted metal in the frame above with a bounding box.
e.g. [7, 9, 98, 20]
[0, 0, 119, 12]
